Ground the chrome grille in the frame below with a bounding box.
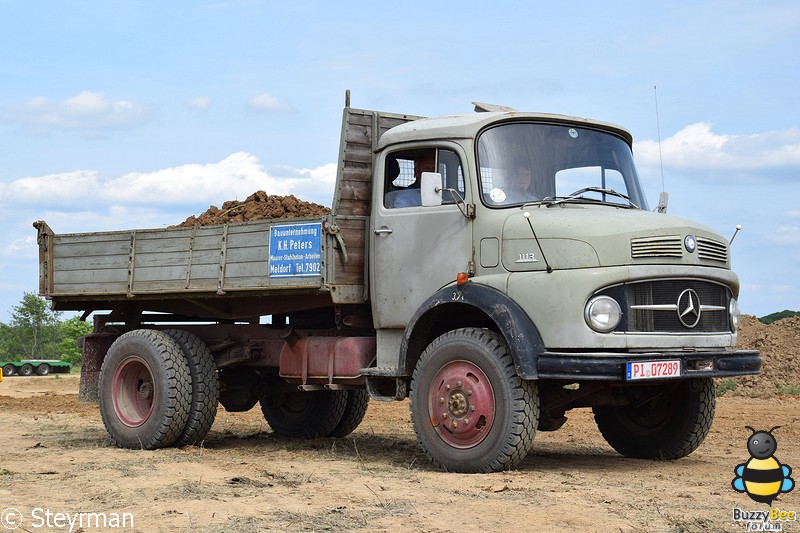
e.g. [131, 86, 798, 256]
[631, 235, 682, 258]
[697, 237, 728, 262]
[609, 280, 731, 333]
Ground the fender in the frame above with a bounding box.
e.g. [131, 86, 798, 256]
[401, 281, 544, 379]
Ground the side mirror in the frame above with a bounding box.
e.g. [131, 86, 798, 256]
[421, 172, 443, 207]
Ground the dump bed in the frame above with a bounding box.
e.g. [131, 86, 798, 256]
[34, 99, 419, 319]
[34, 215, 365, 318]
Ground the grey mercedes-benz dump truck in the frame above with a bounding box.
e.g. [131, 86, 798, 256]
[35, 94, 760, 472]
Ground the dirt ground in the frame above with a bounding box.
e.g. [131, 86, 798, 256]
[1, 375, 798, 533]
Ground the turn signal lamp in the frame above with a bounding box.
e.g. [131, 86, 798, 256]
[456, 272, 469, 286]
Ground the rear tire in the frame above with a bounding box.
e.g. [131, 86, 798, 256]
[163, 329, 220, 446]
[99, 329, 192, 449]
[328, 390, 369, 438]
[260, 390, 347, 438]
[410, 328, 539, 473]
[19, 364, 34, 376]
[593, 378, 715, 459]
[2, 364, 15, 376]
[36, 364, 51, 376]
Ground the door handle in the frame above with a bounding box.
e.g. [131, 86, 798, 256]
[374, 227, 393, 235]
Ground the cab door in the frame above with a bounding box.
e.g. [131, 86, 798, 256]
[370, 145, 473, 328]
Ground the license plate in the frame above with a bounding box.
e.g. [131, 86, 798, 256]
[626, 360, 681, 380]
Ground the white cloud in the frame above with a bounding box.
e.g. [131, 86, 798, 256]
[248, 92, 291, 112]
[773, 225, 800, 245]
[785, 210, 800, 218]
[187, 97, 210, 112]
[3, 170, 101, 203]
[107, 152, 282, 203]
[0, 152, 337, 214]
[0, 91, 150, 134]
[635, 123, 800, 170]
[3, 236, 37, 259]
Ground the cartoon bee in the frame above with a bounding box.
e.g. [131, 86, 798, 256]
[732, 426, 795, 505]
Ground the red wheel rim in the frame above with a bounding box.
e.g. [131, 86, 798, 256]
[112, 356, 156, 427]
[428, 360, 495, 449]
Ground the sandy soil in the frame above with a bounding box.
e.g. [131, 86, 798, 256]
[1, 375, 798, 533]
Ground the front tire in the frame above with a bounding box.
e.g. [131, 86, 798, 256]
[593, 378, 715, 459]
[410, 328, 539, 473]
[99, 329, 192, 449]
[260, 390, 347, 438]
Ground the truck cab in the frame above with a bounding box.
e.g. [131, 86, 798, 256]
[362, 104, 758, 471]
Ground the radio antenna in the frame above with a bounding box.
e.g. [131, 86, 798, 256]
[654, 85, 668, 213]
[654, 85, 665, 192]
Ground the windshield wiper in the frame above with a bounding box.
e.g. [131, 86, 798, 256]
[543, 187, 639, 209]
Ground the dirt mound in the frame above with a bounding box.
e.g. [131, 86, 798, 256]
[730, 315, 800, 396]
[175, 191, 330, 227]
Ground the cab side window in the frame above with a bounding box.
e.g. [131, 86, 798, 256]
[383, 148, 464, 208]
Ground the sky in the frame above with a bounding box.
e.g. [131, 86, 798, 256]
[0, 1, 799, 322]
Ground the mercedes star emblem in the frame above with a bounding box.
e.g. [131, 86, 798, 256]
[677, 288, 701, 328]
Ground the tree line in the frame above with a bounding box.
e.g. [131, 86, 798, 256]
[0, 292, 92, 365]
[758, 310, 800, 324]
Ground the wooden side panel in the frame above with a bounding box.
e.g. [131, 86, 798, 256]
[223, 222, 273, 290]
[131, 229, 197, 293]
[332, 107, 421, 217]
[330, 217, 367, 287]
[43, 219, 326, 298]
[50, 232, 133, 295]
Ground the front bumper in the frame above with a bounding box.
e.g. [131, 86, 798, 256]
[536, 349, 760, 381]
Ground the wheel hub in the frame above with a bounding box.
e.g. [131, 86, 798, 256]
[447, 391, 469, 417]
[112, 356, 156, 428]
[429, 360, 495, 449]
[138, 381, 153, 400]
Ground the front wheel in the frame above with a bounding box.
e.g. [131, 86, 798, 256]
[410, 328, 539, 473]
[593, 378, 715, 459]
[2, 364, 15, 376]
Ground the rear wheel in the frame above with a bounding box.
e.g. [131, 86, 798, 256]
[163, 330, 220, 446]
[328, 390, 369, 438]
[19, 364, 34, 376]
[36, 364, 51, 376]
[99, 329, 192, 449]
[2, 364, 15, 376]
[260, 390, 347, 438]
[593, 378, 715, 459]
[410, 328, 539, 473]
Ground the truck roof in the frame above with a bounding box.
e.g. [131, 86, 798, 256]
[376, 110, 634, 149]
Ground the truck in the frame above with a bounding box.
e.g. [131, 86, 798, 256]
[1, 359, 73, 377]
[34, 92, 760, 472]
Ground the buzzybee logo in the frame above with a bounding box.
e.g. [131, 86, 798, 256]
[732, 426, 794, 505]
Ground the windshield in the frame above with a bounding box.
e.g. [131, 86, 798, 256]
[477, 122, 649, 210]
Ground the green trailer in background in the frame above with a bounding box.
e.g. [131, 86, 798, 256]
[1, 359, 72, 377]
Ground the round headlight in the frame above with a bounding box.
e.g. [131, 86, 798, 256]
[729, 297, 741, 332]
[585, 296, 622, 333]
